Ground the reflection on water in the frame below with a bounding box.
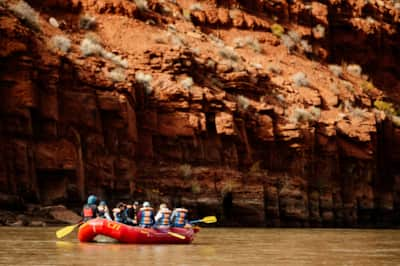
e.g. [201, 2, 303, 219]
[0, 227, 400, 265]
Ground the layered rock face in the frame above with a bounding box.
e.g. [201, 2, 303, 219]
[1, 0, 400, 227]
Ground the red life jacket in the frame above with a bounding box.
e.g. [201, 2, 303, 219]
[83, 204, 96, 220]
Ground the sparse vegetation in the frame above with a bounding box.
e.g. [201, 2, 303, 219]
[134, 0, 149, 12]
[374, 100, 396, 115]
[80, 36, 128, 68]
[351, 107, 368, 118]
[49, 17, 59, 28]
[346, 64, 362, 77]
[250, 62, 263, 70]
[80, 37, 103, 56]
[300, 40, 312, 54]
[179, 164, 192, 179]
[288, 30, 301, 44]
[291, 72, 309, 87]
[135, 71, 153, 95]
[281, 34, 296, 52]
[290, 107, 319, 124]
[271, 23, 284, 37]
[276, 94, 285, 103]
[312, 24, 325, 38]
[9, 1, 40, 31]
[191, 180, 201, 194]
[218, 46, 239, 62]
[233, 36, 263, 53]
[189, 3, 203, 11]
[267, 65, 282, 74]
[361, 80, 374, 92]
[181, 77, 194, 89]
[108, 68, 126, 82]
[237, 95, 250, 109]
[392, 116, 400, 127]
[341, 80, 354, 92]
[79, 14, 96, 30]
[206, 59, 216, 69]
[51, 35, 71, 53]
[328, 64, 343, 78]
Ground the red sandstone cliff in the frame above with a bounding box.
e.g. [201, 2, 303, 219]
[1, 0, 400, 227]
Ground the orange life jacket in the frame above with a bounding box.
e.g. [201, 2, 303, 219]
[139, 207, 154, 226]
[158, 208, 171, 226]
[172, 208, 188, 226]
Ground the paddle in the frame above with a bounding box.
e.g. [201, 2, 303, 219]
[56, 222, 83, 239]
[189, 216, 217, 224]
[167, 231, 186, 240]
[140, 228, 186, 240]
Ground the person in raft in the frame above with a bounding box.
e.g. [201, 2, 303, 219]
[170, 207, 190, 228]
[137, 201, 155, 228]
[113, 202, 128, 223]
[154, 203, 172, 229]
[82, 195, 98, 221]
[124, 203, 136, 225]
[97, 200, 112, 221]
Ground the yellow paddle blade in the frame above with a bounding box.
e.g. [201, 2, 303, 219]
[56, 223, 80, 239]
[201, 216, 217, 223]
[168, 231, 186, 240]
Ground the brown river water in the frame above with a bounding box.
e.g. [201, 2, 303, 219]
[0, 227, 400, 265]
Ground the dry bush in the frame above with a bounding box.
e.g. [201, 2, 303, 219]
[181, 77, 194, 89]
[9, 1, 40, 31]
[291, 72, 309, 87]
[51, 35, 71, 53]
[79, 14, 96, 30]
[328, 65, 343, 78]
[108, 68, 126, 82]
[237, 95, 250, 109]
[135, 71, 153, 94]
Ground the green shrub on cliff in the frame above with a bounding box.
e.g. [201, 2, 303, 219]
[271, 23, 284, 37]
[9, 0, 40, 31]
[374, 100, 396, 115]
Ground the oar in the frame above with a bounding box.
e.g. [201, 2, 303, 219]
[140, 228, 186, 240]
[56, 222, 83, 239]
[189, 216, 217, 224]
[167, 231, 185, 240]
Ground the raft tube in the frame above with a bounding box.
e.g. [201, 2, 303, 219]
[78, 218, 198, 244]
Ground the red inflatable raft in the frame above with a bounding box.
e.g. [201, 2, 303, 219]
[78, 218, 198, 244]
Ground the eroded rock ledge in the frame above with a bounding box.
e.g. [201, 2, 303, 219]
[1, 0, 400, 227]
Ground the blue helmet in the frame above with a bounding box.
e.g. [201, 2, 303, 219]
[87, 195, 97, 205]
[143, 201, 150, 207]
[99, 200, 107, 206]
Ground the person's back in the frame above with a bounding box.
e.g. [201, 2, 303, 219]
[82, 195, 98, 221]
[138, 202, 154, 228]
[97, 201, 112, 221]
[113, 202, 127, 223]
[170, 207, 188, 228]
[124, 204, 135, 225]
[155, 203, 172, 228]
